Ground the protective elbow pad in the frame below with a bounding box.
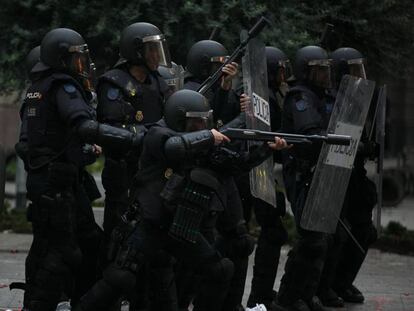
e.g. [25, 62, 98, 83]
[164, 130, 214, 163]
[77, 119, 143, 152]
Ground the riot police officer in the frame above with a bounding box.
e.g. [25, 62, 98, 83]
[277, 45, 335, 311]
[20, 28, 143, 311]
[176, 40, 246, 311]
[96, 22, 172, 249]
[329, 47, 378, 304]
[95, 22, 173, 311]
[184, 39, 238, 125]
[15, 45, 42, 167]
[245, 47, 291, 310]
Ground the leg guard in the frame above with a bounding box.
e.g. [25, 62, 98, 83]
[278, 232, 328, 306]
[147, 251, 178, 311]
[333, 222, 377, 291]
[249, 203, 288, 307]
[24, 190, 82, 311]
[216, 223, 254, 311]
[193, 258, 234, 311]
[77, 245, 143, 311]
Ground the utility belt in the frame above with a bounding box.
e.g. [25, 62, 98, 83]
[27, 162, 79, 232]
[160, 168, 220, 244]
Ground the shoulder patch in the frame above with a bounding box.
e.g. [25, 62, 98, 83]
[107, 87, 120, 100]
[295, 99, 308, 112]
[63, 83, 77, 94]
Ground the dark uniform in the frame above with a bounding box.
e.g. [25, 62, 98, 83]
[277, 46, 334, 311]
[246, 47, 291, 309]
[332, 138, 378, 301]
[329, 47, 378, 304]
[177, 40, 252, 311]
[97, 66, 170, 245]
[95, 22, 173, 311]
[19, 28, 143, 311]
[278, 83, 334, 311]
[210, 46, 289, 310]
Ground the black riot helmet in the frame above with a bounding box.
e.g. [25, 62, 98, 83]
[331, 47, 366, 85]
[119, 22, 171, 70]
[25, 46, 41, 75]
[158, 62, 184, 93]
[164, 89, 213, 132]
[265, 46, 292, 89]
[294, 45, 333, 89]
[34, 28, 95, 91]
[186, 40, 229, 81]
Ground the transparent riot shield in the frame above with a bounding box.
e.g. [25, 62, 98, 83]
[242, 35, 276, 207]
[373, 85, 387, 233]
[300, 75, 376, 233]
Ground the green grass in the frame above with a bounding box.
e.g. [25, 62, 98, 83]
[0, 200, 32, 233]
[5, 156, 16, 180]
[374, 221, 414, 256]
[85, 156, 105, 174]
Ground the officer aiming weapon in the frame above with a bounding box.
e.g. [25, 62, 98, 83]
[220, 128, 352, 146]
[197, 16, 270, 95]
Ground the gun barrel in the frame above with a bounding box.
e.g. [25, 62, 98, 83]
[247, 16, 270, 40]
[325, 134, 351, 146]
[221, 128, 352, 146]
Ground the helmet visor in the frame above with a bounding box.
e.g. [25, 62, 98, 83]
[272, 59, 293, 85]
[210, 55, 230, 75]
[83, 62, 97, 92]
[348, 59, 366, 79]
[308, 59, 333, 89]
[185, 110, 214, 131]
[143, 35, 171, 69]
[67, 44, 95, 92]
[67, 44, 92, 78]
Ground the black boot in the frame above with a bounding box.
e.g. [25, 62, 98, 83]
[336, 285, 364, 303]
[306, 296, 328, 311]
[317, 288, 344, 307]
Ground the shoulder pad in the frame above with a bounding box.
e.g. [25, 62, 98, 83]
[106, 87, 120, 100]
[99, 68, 140, 98]
[63, 83, 77, 94]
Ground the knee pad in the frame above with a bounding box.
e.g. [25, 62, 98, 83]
[204, 258, 234, 282]
[216, 223, 255, 258]
[55, 242, 83, 270]
[103, 263, 137, 293]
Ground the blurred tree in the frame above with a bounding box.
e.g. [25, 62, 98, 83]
[0, 0, 412, 92]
